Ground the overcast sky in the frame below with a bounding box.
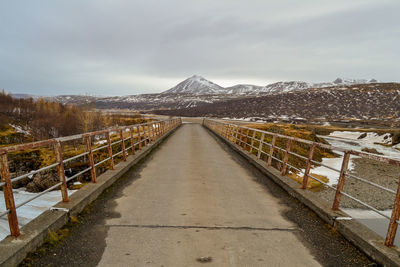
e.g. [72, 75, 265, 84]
[1, 0, 399, 96]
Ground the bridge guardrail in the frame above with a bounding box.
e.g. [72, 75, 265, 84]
[0, 117, 182, 238]
[204, 118, 400, 247]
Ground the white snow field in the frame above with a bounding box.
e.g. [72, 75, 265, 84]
[0, 189, 76, 241]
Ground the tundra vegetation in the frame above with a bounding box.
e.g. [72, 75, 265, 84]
[235, 123, 336, 188]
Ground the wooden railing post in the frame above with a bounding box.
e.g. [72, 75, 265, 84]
[332, 152, 350, 210]
[106, 131, 115, 170]
[281, 139, 292, 175]
[120, 129, 127, 161]
[257, 132, 265, 159]
[302, 144, 316, 189]
[268, 134, 277, 166]
[85, 135, 97, 183]
[249, 130, 256, 154]
[137, 126, 142, 149]
[385, 176, 400, 246]
[54, 141, 69, 202]
[130, 127, 136, 155]
[0, 153, 20, 237]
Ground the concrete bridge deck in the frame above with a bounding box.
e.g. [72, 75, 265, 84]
[26, 123, 373, 266]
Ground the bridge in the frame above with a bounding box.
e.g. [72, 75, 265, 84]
[1, 118, 400, 266]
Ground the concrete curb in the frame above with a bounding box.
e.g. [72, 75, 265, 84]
[0, 125, 181, 267]
[205, 126, 400, 267]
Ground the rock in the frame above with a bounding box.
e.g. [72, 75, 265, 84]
[196, 257, 212, 263]
[11, 170, 31, 189]
[361, 147, 383, 155]
[392, 132, 400, 145]
[26, 171, 59, 193]
[357, 133, 367, 139]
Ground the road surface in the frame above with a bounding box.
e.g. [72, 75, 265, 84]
[25, 123, 373, 266]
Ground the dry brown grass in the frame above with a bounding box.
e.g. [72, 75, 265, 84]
[287, 172, 329, 189]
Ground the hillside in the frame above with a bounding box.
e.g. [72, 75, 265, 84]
[46, 75, 383, 112]
[152, 83, 400, 126]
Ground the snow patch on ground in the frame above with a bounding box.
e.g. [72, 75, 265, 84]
[343, 208, 391, 219]
[9, 124, 30, 135]
[0, 188, 76, 241]
[329, 131, 392, 145]
[96, 140, 107, 145]
[309, 156, 347, 186]
[323, 133, 400, 160]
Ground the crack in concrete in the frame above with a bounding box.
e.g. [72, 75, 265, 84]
[106, 224, 299, 232]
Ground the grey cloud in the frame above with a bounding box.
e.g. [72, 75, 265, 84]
[0, 0, 399, 95]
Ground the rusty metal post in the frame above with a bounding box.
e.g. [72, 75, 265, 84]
[249, 130, 256, 154]
[332, 152, 350, 210]
[244, 129, 249, 150]
[147, 124, 152, 142]
[268, 134, 277, 166]
[106, 131, 115, 170]
[234, 126, 239, 144]
[54, 141, 69, 202]
[130, 127, 135, 155]
[120, 130, 127, 161]
[301, 144, 316, 189]
[385, 176, 400, 247]
[85, 135, 97, 183]
[0, 153, 20, 237]
[281, 139, 292, 175]
[257, 132, 265, 159]
[137, 126, 142, 149]
[239, 128, 245, 147]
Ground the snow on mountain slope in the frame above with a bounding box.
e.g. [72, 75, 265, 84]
[45, 75, 387, 113]
[154, 83, 400, 126]
[162, 76, 379, 96]
[225, 84, 264, 94]
[162, 75, 225, 95]
[260, 81, 310, 94]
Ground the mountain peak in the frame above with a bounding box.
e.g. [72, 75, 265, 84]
[162, 75, 224, 95]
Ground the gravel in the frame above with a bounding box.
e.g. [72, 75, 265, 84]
[315, 157, 400, 210]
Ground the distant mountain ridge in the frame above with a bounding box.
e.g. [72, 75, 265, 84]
[153, 82, 400, 127]
[161, 75, 379, 95]
[8, 75, 388, 117]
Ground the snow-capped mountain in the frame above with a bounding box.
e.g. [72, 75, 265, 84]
[161, 76, 379, 96]
[225, 84, 264, 94]
[162, 75, 225, 95]
[260, 81, 310, 94]
[29, 75, 389, 115]
[154, 82, 400, 127]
